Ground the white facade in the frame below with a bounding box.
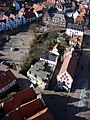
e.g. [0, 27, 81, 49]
[27, 72, 47, 89]
[5, 19, 13, 30]
[57, 71, 73, 90]
[40, 57, 58, 66]
[66, 28, 83, 37]
[0, 22, 5, 31]
[22, 16, 26, 25]
[27, 68, 49, 90]
[73, 11, 79, 20]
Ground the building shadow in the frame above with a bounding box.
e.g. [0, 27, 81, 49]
[0, 53, 4, 56]
[17, 77, 32, 90]
[5, 24, 30, 36]
[41, 93, 90, 120]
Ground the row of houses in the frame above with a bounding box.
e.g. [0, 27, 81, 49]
[0, 1, 46, 33]
[0, 14, 26, 32]
[1, 87, 54, 120]
[42, 0, 90, 28]
[0, 0, 89, 32]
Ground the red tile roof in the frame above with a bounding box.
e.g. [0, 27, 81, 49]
[27, 108, 54, 120]
[20, 98, 44, 119]
[3, 87, 37, 114]
[0, 70, 16, 90]
[13, 87, 37, 107]
[7, 109, 22, 120]
[5, 70, 16, 81]
[7, 98, 45, 120]
[3, 86, 54, 120]
[2, 99, 15, 114]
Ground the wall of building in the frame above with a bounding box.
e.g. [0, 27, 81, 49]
[0, 80, 16, 94]
[66, 28, 83, 36]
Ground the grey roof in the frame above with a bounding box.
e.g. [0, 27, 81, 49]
[56, 33, 69, 42]
[67, 23, 84, 31]
[29, 60, 53, 81]
[52, 13, 66, 22]
[40, 52, 58, 62]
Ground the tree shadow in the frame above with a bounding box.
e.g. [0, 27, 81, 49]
[0, 42, 6, 50]
[42, 93, 90, 120]
[5, 24, 30, 36]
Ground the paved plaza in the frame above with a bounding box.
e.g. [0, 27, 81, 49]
[0, 27, 34, 71]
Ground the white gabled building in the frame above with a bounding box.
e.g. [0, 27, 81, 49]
[56, 48, 78, 92]
[66, 23, 84, 37]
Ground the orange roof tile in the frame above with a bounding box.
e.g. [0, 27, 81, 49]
[3, 15, 8, 21]
[59, 50, 78, 78]
[27, 108, 54, 120]
[33, 4, 44, 12]
[9, 14, 15, 19]
[18, 8, 25, 16]
[47, 0, 55, 4]
[70, 35, 83, 43]
[75, 15, 85, 23]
